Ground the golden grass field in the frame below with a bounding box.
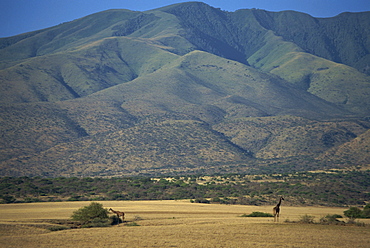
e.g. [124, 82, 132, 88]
[0, 200, 369, 247]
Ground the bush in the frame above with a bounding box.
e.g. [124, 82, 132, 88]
[81, 218, 111, 228]
[346, 218, 366, 226]
[319, 214, 343, 224]
[362, 204, 370, 218]
[299, 214, 315, 224]
[0, 195, 16, 203]
[71, 202, 109, 226]
[241, 212, 274, 217]
[344, 207, 362, 219]
[344, 204, 370, 219]
[109, 215, 121, 225]
[48, 225, 70, 231]
[194, 198, 210, 204]
[331, 214, 343, 218]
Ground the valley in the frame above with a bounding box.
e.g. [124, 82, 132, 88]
[0, 201, 369, 248]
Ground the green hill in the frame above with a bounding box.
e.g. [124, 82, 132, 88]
[0, 2, 370, 177]
[249, 10, 370, 73]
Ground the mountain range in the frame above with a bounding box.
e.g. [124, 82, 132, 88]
[1, 2, 370, 177]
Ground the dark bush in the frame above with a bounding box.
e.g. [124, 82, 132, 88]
[241, 212, 274, 217]
[344, 207, 362, 219]
[194, 198, 210, 204]
[109, 215, 121, 225]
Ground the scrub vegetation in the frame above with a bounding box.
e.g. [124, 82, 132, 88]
[1, 169, 369, 207]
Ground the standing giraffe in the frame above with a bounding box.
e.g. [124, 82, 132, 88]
[109, 208, 125, 222]
[273, 197, 284, 222]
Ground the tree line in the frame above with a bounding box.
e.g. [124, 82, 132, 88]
[0, 170, 369, 207]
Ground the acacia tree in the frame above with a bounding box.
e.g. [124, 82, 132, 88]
[344, 207, 362, 219]
[71, 202, 109, 227]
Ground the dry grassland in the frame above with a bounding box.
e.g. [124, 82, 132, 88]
[0, 201, 369, 247]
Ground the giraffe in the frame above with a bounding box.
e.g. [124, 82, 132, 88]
[109, 208, 125, 222]
[273, 197, 284, 222]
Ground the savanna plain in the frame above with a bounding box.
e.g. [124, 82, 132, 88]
[0, 201, 369, 247]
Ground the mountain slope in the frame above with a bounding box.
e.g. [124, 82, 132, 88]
[249, 10, 370, 73]
[0, 2, 370, 177]
[0, 36, 179, 103]
[317, 129, 370, 166]
[0, 10, 143, 63]
[264, 51, 370, 114]
[0, 120, 251, 177]
[98, 50, 351, 119]
[214, 116, 366, 159]
[0, 102, 87, 161]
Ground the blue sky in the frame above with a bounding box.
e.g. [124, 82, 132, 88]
[1, 0, 369, 38]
